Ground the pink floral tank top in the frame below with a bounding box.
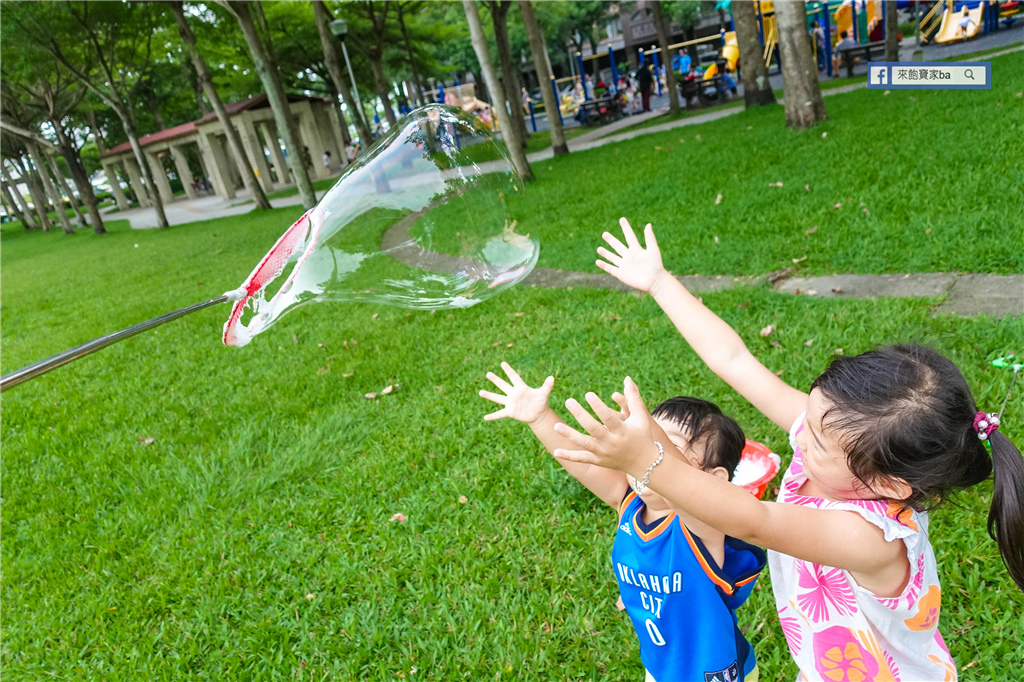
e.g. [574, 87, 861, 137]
[768, 414, 957, 682]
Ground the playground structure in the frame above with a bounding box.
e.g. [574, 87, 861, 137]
[919, 0, 1011, 44]
[434, 82, 499, 131]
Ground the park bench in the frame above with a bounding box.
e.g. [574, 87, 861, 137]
[678, 74, 725, 108]
[838, 40, 886, 78]
[577, 96, 621, 125]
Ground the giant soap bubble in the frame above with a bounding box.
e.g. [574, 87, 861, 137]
[223, 104, 537, 347]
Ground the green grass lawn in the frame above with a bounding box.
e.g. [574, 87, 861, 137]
[458, 126, 590, 165]
[500, 50, 1022, 277]
[2, 52, 1022, 680]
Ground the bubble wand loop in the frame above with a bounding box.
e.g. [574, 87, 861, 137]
[0, 289, 244, 393]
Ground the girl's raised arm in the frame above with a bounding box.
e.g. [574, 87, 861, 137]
[598, 218, 806, 431]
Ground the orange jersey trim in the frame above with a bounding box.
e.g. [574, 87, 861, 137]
[632, 511, 676, 541]
[678, 519, 735, 595]
[619, 491, 637, 522]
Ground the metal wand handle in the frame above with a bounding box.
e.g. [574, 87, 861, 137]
[0, 295, 231, 392]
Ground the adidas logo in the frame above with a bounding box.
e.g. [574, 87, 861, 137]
[620, 523, 631, 535]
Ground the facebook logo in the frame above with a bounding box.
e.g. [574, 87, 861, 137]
[870, 65, 888, 85]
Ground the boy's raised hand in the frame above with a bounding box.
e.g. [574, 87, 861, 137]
[596, 218, 668, 293]
[553, 377, 659, 474]
[480, 362, 554, 424]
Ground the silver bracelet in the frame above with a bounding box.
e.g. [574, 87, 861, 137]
[631, 440, 665, 496]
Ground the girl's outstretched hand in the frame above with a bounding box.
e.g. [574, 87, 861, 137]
[480, 362, 554, 424]
[553, 377, 658, 474]
[596, 218, 668, 294]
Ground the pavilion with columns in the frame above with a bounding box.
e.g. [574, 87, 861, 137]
[99, 94, 347, 208]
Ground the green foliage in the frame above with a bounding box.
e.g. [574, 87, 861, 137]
[1, 206, 1021, 680]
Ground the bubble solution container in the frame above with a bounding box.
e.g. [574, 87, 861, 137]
[733, 440, 782, 499]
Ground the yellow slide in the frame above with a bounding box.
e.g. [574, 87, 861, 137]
[834, 0, 881, 40]
[935, 4, 984, 43]
[704, 32, 739, 80]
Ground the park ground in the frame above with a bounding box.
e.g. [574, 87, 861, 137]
[1, 51, 1022, 680]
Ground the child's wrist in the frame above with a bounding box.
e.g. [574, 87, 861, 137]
[648, 269, 674, 299]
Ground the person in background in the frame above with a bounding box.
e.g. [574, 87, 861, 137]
[811, 20, 826, 72]
[636, 64, 654, 112]
[832, 30, 858, 73]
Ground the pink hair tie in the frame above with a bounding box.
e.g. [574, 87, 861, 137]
[973, 412, 1000, 440]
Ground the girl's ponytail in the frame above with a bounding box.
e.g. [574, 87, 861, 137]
[987, 430, 1024, 592]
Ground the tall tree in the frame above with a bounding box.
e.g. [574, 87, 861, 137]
[732, 0, 777, 107]
[48, 154, 87, 228]
[1, 172, 35, 229]
[884, 0, 900, 62]
[395, 2, 427, 107]
[348, 2, 398, 126]
[462, 0, 532, 182]
[311, 0, 374, 145]
[775, 0, 828, 129]
[217, 0, 317, 209]
[488, 1, 531, 145]
[519, 0, 567, 156]
[6, 152, 53, 231]
[13, 2, 172, 228]
[651, 1, 681, 114]
[168, 1, 271, 210]
[0, 151, 38, 229]
[26, 139, 74, 234]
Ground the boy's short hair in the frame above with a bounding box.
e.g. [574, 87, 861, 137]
[840, 30, 848, 39]
[651, 397, 745, 479]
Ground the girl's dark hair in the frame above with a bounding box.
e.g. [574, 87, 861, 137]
[652, 397, 745, 478]
[811, 343, 1024, 592]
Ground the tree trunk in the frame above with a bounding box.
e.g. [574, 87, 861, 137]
[12, 155, 53, 231]
[0, 169, 36, 229]
[311, 0, 374, 145]
[142, 88, 167, 130]
[519, 0, 567, 155]
[775, 0, 828, 129]
[652, 1, 681, 114]
[27, 140, 74, 234]
[187, 59, 213, 115]
[221, 1, 316, 209]
[86, 110, 107, 155]
[48, 154, 87, 228]
[884, 0, 900, 62]
[169, 1, 272, 210]
[397, 4, 426, 108]
[52, 120, 106, 234]
[123, 122, 171, 228]
[733, 0, 777, 108]
[490, 1, 531, 144]
[462, 0, 533, 182]
[368, 56, 398, 126]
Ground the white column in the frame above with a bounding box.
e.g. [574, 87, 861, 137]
[102, 161, 130, 210]
[170, 144, 196, 199]
[237, 116, 274, 193]
[122, 157, 151, 207]
[260, 120, 290, 186]
[199, 132, 235, 199]
[144, 151, 174, 204]
[295, 102, 330, 179]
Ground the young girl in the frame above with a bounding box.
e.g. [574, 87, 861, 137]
[550, 218, 1024, 681]
[479, 363, 766, 682]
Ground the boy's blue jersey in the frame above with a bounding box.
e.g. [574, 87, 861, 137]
[611, 491, 766, 682]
